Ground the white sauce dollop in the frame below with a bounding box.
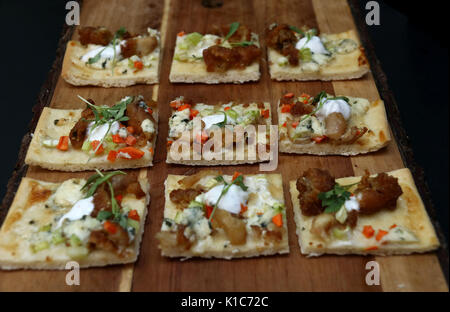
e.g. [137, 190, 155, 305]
[316, 99, 351, 121]
[57, 196, 95, 228]
[201, 114, 225, 130]
[81, 41, 125, 63]
[87, 121, 120, 142]
[344, 195, 360, 212]
[204, 184, 248, 215]
[296, 36, 328, 54]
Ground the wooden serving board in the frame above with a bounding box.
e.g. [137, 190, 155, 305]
[0, 0, 448, 292]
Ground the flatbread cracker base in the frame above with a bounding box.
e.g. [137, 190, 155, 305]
[278, 99, 391, 155]
[159, 174, 289, 259]
[25, 107, 158, 171]
[289, 168, 440, 256]
[268, 30, 369, 81]
[61, 41, 159, 87]
[169, 61, 260, 84]
[0, 170, 150, 270]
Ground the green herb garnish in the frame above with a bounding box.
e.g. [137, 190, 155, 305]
[289, 25, 305, 36]
[78, 95, 131, 158]
[111, 27, 128, 74]
[230, 41, 254, 47]
[208, 174, 248, 222]
[82, 169, 126, 221]
[214, 111, 228, 128]
[224, 22, 240, 41]
[298, 47, 312, 62]
[87, 46, 107, 64]
[318, 183, 358, 213]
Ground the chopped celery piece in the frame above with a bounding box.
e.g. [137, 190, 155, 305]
[52, 231, 65, 245]
[70, 234, 82, 247]
[335, 205, 348, 224]
[299, 48, 312, 62]
[174, 211, 183, 224]
[127, 218, 140, 231]
[225, 108, 238, 120]
[332, 227, 350, 240]
[31, 241, 50, 253]
[272, 203, 285, 214]
[39, 224, 52, 232]
[67, 246, 89, 260]
[81, 140, 91, 151]
[184, 32, 203, 47]
[188, 200, 204, 209]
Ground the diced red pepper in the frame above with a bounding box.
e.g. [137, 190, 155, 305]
[115, 194, 123, 203]
[376, 229, 389, 242]
[91, 140, 104, 155]
[261, 109, 270, 119]
[206, 205, 213, 219]
[292, 121, 299, 128]
[57, 136, 69, 151]
[117, 147, 145, 159]
[177, 31, 185, 37]
[178, 104, 191, 111]
[240, 203, 248, 214]
[112, 134, 125, 144]
[281, 104, 292, 113]
[362, 225, 375, 238]
[125, 135, 137, 146]
[283, 92, 295, 99]
[107, 150, 118, 162]
[232, 171, 242, 181]
[126, 126, 135, 134]
[146, 107, 153, 114]
[128, 209, 140, 221]
[190, 109, 199, 119]
[134, 61, 144, 70]
[311, 135, 327, 143]
[103, 221, 117, 234]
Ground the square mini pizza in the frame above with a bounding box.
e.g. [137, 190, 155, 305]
[0, 170, 150, 269]
[166, 97, 273, 165]
[169, 22, 261, 84]
[62, 26, 160, 87]
[266, 24, 369, 81]
[289, 168, 439, 256]
[25, 95, 158, 171]
[278, 91, 390, 155]
[157, 171, 289, 259]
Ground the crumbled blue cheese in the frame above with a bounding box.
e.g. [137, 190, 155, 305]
[51, 178, 86, 208]
[141, 118, 155, 133]
[380, 226, 419, 244]
[169, 108, 192, 137]
[62, 216, 102, 244]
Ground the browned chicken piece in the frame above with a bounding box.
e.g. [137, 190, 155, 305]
[88, 225, 129, 253]
[296, 168, 335, 216]
[211, 24, 252, 42]
[78, 26, 113, 46]
[125, 98, 156, 147]
[266, 24, 299, 65]
[169, 188, 203, 207]
[110, 173, 145, 199]
[69, 106, 95, 150]
[290, 101, 315, 117]
[176, 225, 193, 250]
[211, 209, 247, 245]
[329, 126, 367, 145]
[91, 183, 112, 218]
[355, 172, 403, 215]
[203, 45, 261, 72]
[325, 112, 348, 140]
[120, 36, 158, 58]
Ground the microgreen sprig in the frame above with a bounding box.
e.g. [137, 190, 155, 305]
[82, 169, 126, 220]
[318, 182, 359, 213]
[224, 22, 240, 42]
[77, 95, 131, 159]
[208, 174, 248, 222]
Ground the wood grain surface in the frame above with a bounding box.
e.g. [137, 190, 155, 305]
[0, 0, 447, 292]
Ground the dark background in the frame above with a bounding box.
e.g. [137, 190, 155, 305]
[0, 1, 448, 241]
